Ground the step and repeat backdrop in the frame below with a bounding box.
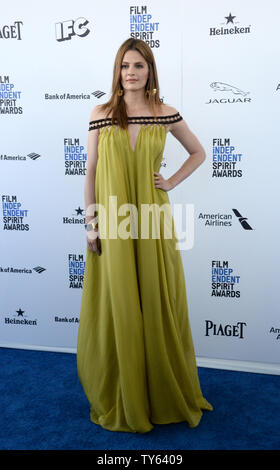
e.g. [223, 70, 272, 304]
[1, 0, 279, 374]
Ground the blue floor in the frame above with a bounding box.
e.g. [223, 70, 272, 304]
[0, 347, 279, 450]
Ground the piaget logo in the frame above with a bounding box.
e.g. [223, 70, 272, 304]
[0, 21, 23, 40]
[205, 320, 247, 338]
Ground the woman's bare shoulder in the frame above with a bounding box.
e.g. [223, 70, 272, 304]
[88, 105, 112, 134]
[158, 103, 180, 116]
[89, 104, 112, 122]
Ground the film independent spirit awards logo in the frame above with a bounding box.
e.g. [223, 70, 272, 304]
[211, 260, 240, 299]
[211, 137, 243, 178]
[0, 75, 23, 115]
[129, 5, 160, 48]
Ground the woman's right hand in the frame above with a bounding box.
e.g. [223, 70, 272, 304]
[86, 229, 102, 255]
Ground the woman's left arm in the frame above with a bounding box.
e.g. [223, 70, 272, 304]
[153, 114, 206, 191]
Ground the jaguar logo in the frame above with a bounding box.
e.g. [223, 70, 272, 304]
[210, 82, 249, 96]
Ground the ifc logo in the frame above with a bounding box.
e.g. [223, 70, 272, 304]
[55, 17, 90, 42]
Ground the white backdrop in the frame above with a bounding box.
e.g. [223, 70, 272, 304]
[1, 0, 279, 375]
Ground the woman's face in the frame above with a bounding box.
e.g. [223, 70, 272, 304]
[120, 49, 149, 94]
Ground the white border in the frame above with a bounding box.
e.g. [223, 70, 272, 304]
[196, 356, 280, 376]
[0, 343, 76, 355]
[1, 343, 280, 375]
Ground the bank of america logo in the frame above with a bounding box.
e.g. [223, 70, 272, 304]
[92, 90, 106, 98]
[33, 266, 46, 274]
[232, 209, 253, 230]
[27, 152, 41, 160]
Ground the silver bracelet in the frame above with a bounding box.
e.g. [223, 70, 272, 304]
[85, 223, 97, 232]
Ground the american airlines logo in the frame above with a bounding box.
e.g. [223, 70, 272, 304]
[232, 209, 253, 230]
[198, 208, 254, 229]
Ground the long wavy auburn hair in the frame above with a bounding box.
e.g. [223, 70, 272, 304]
[98, 38, 163, 129]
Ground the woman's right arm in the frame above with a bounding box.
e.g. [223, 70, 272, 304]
[85, 105, 102, 254]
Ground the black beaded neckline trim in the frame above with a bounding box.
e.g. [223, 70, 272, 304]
[89, 112, 182, 131]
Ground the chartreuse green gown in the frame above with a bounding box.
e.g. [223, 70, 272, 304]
[77, 111, 213, 433]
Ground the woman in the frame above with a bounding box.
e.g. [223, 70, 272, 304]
[77, 37, 213, 433]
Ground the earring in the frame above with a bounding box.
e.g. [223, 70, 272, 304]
[146, 88, 157, 96]
[117, 88, 123, 96]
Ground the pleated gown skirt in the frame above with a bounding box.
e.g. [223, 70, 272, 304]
[77, 122, 213, 433]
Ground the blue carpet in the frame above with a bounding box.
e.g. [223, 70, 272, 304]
[0, 347, 279, 450]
